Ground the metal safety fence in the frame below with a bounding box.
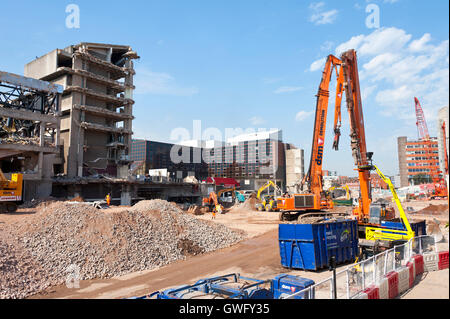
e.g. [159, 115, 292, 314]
[282, 235, 441, 299]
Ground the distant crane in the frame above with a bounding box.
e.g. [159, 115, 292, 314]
[414, 97, 430, 140]
[414, 97, 447, 198]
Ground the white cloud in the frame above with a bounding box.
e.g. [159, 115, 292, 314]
[135, 67, 199, 96]
[336, 28, 412, 57]
[309, 2, 338, 25]
[249, 116, 265, 125]
[309, 57, 326, 72]
[296, 110, 314, 122]
[274, 86, 303, 94]
[409, 33, 432, 52]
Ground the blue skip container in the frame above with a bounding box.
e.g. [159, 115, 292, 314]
[272, 274, 315, 299]
[279, 220, 359, 271]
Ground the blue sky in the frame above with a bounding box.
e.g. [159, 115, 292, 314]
[1, 0, 448, 176]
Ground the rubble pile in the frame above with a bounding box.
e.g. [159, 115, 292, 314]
[0, 199, 244, 299]
[415, 204, 449, 216]
[0, 136, 40, 146]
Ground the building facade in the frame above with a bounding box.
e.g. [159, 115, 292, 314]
[131, 130, 303, 191]
[397, 136, 440, 187]
[130, 139, 208, 181]
[203, 130, 287, 190]
[25, 43, 139, 178]
[0, 71, 62, 201]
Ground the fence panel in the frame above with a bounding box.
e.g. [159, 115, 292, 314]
[385, 250, 395, 274]
[282, 235, 439, 299]
[312, 278, 333, 299]
[347, 263, 364, 298]
[419, 236, 437, 254]
[335, 269, 350, 299]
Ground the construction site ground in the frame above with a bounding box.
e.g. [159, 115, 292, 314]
[0, 199, 448, 299]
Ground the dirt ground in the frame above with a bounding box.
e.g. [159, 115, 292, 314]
[401, 268, 449, 299]
[2, 199, 448, 299]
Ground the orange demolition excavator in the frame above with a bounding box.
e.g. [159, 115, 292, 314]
[277, 49, 395, 228]
[276, 54, 343, 220]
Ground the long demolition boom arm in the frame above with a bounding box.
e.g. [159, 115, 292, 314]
[340, 50, 372, 221]
[302, 54, 343, 196]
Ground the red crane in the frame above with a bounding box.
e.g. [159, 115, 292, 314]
[414, 97, 430, 140]
[414, 97, 447, 198]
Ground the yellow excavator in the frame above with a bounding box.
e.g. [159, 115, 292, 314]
[0, 168, 23, 213]
[355, 164, 417, 260]
[363, 165, 414, 242]
[256, 181, 281, 212]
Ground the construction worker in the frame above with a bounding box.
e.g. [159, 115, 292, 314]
[106, 193, 111, 206]
[212, 204, 222, 219]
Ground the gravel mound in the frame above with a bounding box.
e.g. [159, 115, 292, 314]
[1, 199, 244, 299]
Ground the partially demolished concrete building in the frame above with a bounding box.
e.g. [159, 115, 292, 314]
[24, 43, 139, 179]
[0, 71, 62, 200]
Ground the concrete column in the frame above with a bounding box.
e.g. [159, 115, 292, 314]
[37, 152, 43, 179]
[397, 137, 408, 187]
[40, 122, 45, 147]
[120, 184, 131, 206]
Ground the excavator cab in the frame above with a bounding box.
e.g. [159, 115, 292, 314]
[258, 195, 277, 212]
[368, 201, 395, 225]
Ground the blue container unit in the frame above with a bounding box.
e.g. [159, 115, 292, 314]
[272, 274, 315, 299]
[381, 220, 427, 237]
[279, 220, 359, 271]
[155, 274, 273, 299]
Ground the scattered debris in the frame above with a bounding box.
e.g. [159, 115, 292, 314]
[0, 199, 244, 299]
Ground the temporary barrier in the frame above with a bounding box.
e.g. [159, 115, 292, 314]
[281, 235, 440, 300]
[362, 285, 379, 299]
[378, 277, 389, 299]
[406, 262, 415, 288]
[438, 251, 449, 270]
[386, 271, 399, 299]
[412, 255, 424, 276]
[423, 252, 439, 272]
[397, 267, 410, 294]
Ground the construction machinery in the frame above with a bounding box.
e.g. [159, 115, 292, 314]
[364, 165, 414, 242]
[202, 191, 223, 214]
[217, 187, 245, 205]
[329, 185, 352, 206]
[0, 168, 23, 213]
[255, 180, 281, 212]
[276, 54, 345, 220]
[294, 49, 417, 247]
[414, 97, 448, 199]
